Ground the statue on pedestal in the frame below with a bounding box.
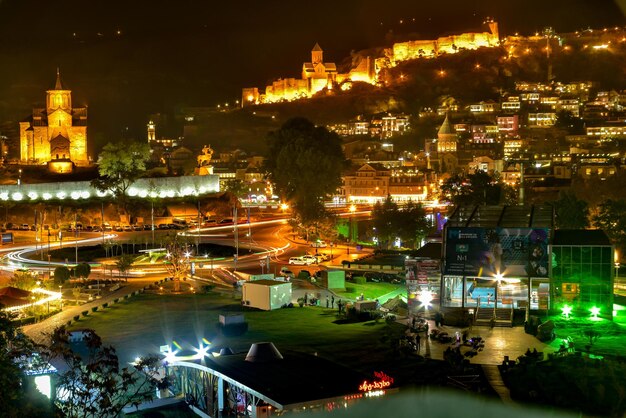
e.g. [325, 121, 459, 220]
[195, 145, 214, 175]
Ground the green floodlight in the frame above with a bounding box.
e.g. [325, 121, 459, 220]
[590, 306, 601, 319]
[561, 305, 573, 319]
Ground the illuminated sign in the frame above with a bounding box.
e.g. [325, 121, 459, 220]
[359, 371, 394, 392]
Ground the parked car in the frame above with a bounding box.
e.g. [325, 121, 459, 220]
[133, 225, 142, 231]
[122, 225, 132, 232]
[300, 255, 318, 265]
[288, 256, 308, 265]
[92, 225, 102, 232]
[314, 253, 329, 263]
[103, 224, 112, 232]
[218, 218, 233, 224]
[143, 224, 154, 230]
[114, 225, 123, 232]
[20, 224, 30, 231]
[203, 219, 217, 226]
[158, 224, 170, 230]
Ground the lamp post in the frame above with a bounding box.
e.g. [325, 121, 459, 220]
[494, 272, 503, 315]
[59, 285, 63, 310]
[348, 204, 356, 255]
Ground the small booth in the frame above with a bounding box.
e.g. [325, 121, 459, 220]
[242, 280, 292, 311]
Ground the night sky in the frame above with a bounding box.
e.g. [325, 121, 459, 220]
[0, 0, 624, 146]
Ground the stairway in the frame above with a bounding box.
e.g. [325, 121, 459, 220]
[474, 307, 513, 327]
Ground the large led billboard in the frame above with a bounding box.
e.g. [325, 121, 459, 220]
[444, 227, 549, 278]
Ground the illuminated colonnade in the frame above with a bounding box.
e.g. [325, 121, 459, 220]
[0, 175, 220, 202]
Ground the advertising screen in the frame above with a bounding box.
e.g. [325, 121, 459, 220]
[444, 227, 549, 278]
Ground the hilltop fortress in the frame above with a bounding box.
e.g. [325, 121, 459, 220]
[378, 18, 500, 67]
[242, 21, 500, 106]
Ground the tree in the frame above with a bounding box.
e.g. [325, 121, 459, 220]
[115, 254, 135, 282]
[44, 327, 165, 418]
[54, 266, 72, 285]
[592, 199, 626, 252]
[264, 118, 345, 226]
[395, 200, 431, 249]
[554, 190, 590, 229]
[91, 142, 151, 212]
[440, 171, 504, 206]
[9, 270, 38, 290]
[164, 238, 191, 292]
[371, 196, 398, 249]
[0, 309, 54, 416]
[372, 196, 431, 249]
[74, 263, 91, 280]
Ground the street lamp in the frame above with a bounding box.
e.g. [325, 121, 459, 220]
[494, 272, 504, 315]
[348, 204, 357, 255]
[59, 285, 63, 310]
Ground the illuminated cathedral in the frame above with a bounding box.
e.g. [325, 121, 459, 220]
[19, 70, 88, 172]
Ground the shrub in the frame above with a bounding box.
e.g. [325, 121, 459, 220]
[102, 303, 108, 308]
[113, 298, 119, 303]
[91, 307, 98, 313]
[354, 276, 366, 284]
[66, 320, 72, 327]
[73, 315, 80, 321]
[82, 310, 89, 317]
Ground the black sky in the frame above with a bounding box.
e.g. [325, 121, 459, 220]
[0, 0, 624, 144]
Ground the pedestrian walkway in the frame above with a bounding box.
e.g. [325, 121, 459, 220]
[482, 364, 514, 404]
[22, 278, 157, 344]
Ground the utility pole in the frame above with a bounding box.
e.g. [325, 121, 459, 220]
[234, 205, 239, 271]
[75, 212, 78, 265]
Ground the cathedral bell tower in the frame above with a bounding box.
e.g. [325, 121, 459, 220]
[47, 68, 72, 114]
[311, 43, 323, 65]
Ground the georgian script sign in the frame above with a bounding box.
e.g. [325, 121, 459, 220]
[359, 371, 394, 392]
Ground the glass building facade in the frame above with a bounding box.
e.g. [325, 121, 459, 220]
[438, 206, 614, 317]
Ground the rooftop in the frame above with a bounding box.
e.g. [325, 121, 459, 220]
[180, 349, 367, 408]
[445, 205, 554, 229]
[553, 229, 612, 246]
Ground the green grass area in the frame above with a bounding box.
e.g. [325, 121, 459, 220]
[337, 282, 405, 302]
[545, 314, 626, 356]
[68, 292, 406, 372]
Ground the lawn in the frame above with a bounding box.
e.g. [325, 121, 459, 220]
[337, 282, 405, 302]
[68, 292, 407, 373]
[544, 313, 626, 356]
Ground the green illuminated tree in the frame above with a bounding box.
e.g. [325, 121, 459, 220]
[264, 118, 345, 226]
[91, 141, 151, 212]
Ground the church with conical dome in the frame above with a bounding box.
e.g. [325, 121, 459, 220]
[19, 70, 88, 172]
